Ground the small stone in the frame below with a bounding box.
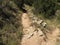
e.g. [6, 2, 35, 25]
[37, 20, 43, 24]
[42, 22, 47, 28]
[37, 28, 44, 36]
[27, 33, 34, 39]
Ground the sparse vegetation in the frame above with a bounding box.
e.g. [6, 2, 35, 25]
[0, 0, 60, 45]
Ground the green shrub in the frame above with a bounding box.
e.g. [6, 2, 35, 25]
[32, 0, 57, 19]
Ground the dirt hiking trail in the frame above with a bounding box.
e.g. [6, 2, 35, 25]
[21, 13, 60, 45]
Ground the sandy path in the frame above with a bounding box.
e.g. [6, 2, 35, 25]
[21, 13, 60, 45]
[21, 13, 45, 45]
[46, 27, 60, 45]
[21, 13, 31, 28]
